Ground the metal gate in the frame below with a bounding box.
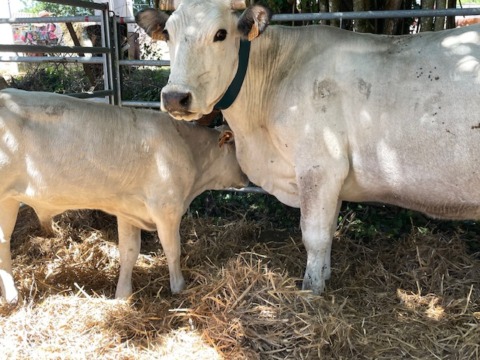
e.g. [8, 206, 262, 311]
[0, 0, 117, 103]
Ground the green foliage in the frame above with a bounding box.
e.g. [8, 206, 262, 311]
[339, 203, 479, 254]
[190, 191, 301, 229]
[10, 63, 93, 93]
[263, 0, 296, 13]
[120, 67, 169, 102]
[339, 203, 426, 240]
[20, 0, 95, 16]
[133, 0, 155, 13]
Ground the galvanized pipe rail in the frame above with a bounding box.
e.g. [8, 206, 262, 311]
[0, 15, 101, 24]
[0, 44, 109, 54]
[36, 0, 107, 10]
[274, 7, 480, 22]
[0, 55, 106, 64]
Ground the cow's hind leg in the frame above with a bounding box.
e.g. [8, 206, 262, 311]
[0, 199, 20, 304]
[116, 218, 141, 299]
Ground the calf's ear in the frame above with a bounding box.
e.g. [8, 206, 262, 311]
[238, 4, 272, 41]
[218, 128, 235, 148]
[135, 8, 169, 41]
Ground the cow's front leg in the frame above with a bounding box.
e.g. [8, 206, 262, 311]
[321, 200, 342, 281]
[116, 218, 141, 299]
[298, 168, 346, 295]
[0, 199, 20, 304]
[154, 208, 185, 294]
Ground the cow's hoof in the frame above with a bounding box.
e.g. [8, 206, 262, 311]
[302, 273, 325, 295]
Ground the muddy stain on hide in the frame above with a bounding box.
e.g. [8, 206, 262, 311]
[358, 79, 372, 99]
[313, 79, 337, 101]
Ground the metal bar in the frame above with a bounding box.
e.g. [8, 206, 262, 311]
[226, 187, 268, 195]
[0, 16, 102, 24]
[36, 0, 107, 11]
[102, 9, 116, 105]
[0, 55, 105, 64]
[122, 101, 161, 108]
[113, 17, 122, 106]
[272, 8, 480, 22]
[0, 45, 109, 54]
[119, 59, 170, 67]
[119, 7, 480, 24]
[66, 90, 113, 98]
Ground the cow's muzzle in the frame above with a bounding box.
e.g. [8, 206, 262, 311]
[162, 90, 192, 114]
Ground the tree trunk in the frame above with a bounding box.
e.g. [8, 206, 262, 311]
[446, 0, 457, 29]
[384, 0, 404, 35]
[329, 0, 341, 27]
[420, 0, 435, 32]
[319, 0, 329, 25]
[435, 0, 447, 31]
[157, 0, 175, 10]
[353, 0, 371, 32]
[65, 22, 96, 88]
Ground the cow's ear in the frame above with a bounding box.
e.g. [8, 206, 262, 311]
[135, 8, 169, 41]
[237, 4, 272, 41]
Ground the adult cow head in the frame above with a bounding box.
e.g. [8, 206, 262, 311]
[136, 0, 272, 120]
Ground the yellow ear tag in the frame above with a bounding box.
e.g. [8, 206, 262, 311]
[152, 31, 164, 40]
[247, 23, 259, 41]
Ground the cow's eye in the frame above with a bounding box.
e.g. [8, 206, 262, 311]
[162, 29, 169, 41]
[214, 29, 227, 42]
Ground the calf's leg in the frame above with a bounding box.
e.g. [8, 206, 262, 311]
[0, 199, 20, 304]
[116, 218, 141, 299]
[154, 209, 185, 294]
[34, 209, 56, 236]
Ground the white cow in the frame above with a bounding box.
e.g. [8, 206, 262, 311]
[0, 89, 248, 304]
[136, 0, 480, 294]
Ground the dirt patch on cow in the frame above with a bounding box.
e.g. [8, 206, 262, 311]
[1, 205, 479, 359]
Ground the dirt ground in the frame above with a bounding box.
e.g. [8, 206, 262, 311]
[1, 203, 479, 359]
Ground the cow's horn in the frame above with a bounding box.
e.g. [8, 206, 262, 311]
[158, 0, 176, 10]
[231, 0, 247, 10]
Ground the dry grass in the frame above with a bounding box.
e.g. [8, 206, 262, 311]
[1, 205, 479, 359]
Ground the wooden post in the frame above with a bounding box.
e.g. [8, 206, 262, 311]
[158, 0, 175, 10]
[65, 22, 97, 87]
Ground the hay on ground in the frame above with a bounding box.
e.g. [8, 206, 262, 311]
[1, 206, 479, 359]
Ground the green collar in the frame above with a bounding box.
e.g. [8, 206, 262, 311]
[214, 39, 251, 110]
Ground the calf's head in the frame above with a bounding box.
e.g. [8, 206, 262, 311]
[136, 0, 272, 120]
[214, 126, 249, 189]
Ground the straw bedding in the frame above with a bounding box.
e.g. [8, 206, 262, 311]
[1, 203, 479, 359]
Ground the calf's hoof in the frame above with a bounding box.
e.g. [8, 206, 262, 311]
[170, 276, 186, 294]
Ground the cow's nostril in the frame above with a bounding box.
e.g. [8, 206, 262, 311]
[179, 93, 191, 108]
[162, 91, 192, 112]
